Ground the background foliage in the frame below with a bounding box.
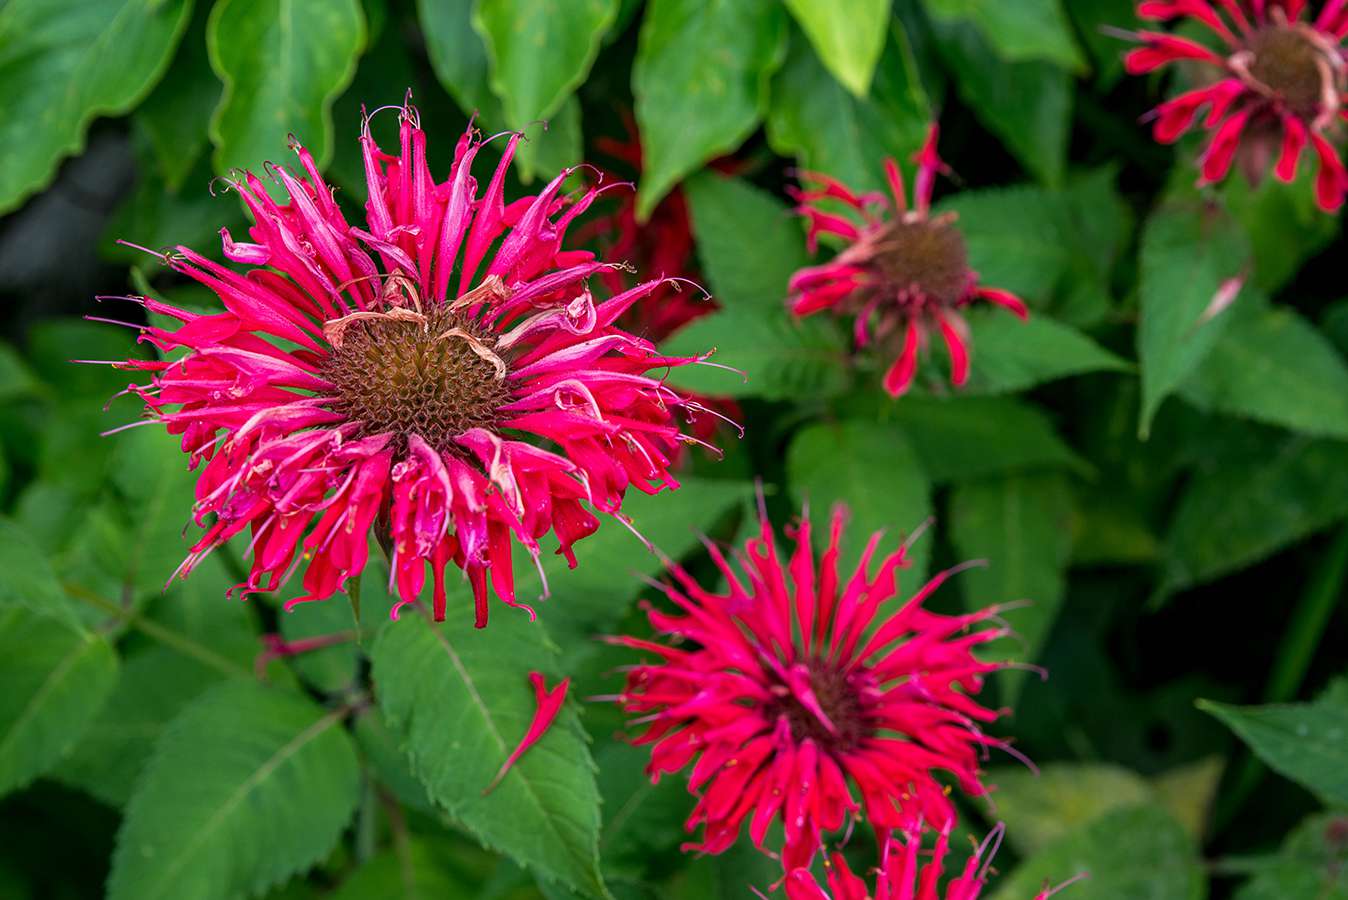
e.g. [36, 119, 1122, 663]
[0, 0, 1346, 897]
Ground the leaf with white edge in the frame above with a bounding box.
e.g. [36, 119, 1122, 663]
[1234, 812, 1348, 900]
[108, 681, 360, 900]
[371, 612, 606, 898]
[329, 840, 476, 900]
[787, 421, 933, 583]
[0, 0, 193, 213]
[633, 0, 787, 219]
[960, 310, 1129, 395]
[1200, 679, 1348, 808]
[207, 0, 366, 175]
[1137, 198, 1248, 437]
[923, 0, 1084, 70]
[783, 0, 893, 97]
[473, 0, 617, 128]
[683, 172, 808, 311]
[949, 472, 1074, 705]
[0, 607, 119, 798]
[766, 24, 929, 194]
[986, 763, 1154, 856]
[1181, 305, 1348, 440]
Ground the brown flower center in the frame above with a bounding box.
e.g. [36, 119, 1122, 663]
[872, 217, 972, 307]
[320, 305, 512, 454]
[769, 658, 874, 753]
[1247, 25, 1336, 120]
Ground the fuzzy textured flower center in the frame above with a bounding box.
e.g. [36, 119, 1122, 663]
[770, 659, 873, 753]
[321, 307, 512, 454]
[872, 218, 971, 307]
[1247, 25, 1335, 119]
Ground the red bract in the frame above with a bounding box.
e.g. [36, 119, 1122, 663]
[787, 126, 1028, 398]
[107, 101, 720, 627]
[610, 504, 1018, 870]
[784, 825, 1078, 900]
[1123, 0, 1348, 210]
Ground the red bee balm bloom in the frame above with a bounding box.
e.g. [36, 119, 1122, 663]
[110, 102, 715, 626]
[787, 126, 1028, 398]
[611, 505, 1018, 869]
[1124, 0, 1348, 210]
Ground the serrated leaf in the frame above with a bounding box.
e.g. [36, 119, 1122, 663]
[0, 0, 193, 213]
[371, 612, 606, 898]
[960, 310, 1128, 395]
[206, 0, 366, 175]
[1200, 680, 1348, 808]
[1234, 813, 1348, 900]
[108, 681, 360, 900]
[989, 805, 1204, 900]
[329, 840, 477, 900]
[949, 472, 1074, 705]
[783, 0, 892, 97]
[633, 0, 787, 219]
[787, 420, 933, 582]
[923, 0, 1083, 70]
[0, 606, 119, 798]
[1181, 305, 1348, 440]
[987, 763, 1154, 856]
[766, 23, 929, 195]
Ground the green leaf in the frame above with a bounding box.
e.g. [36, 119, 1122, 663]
[473, 0, 617, 128]
[923, 0, 1083, 70]
[371, 613, 607, 898]
[1234, 813, 1348, 900]
[1067, 0, 1135, 86]
[766, 23, 929, 194]
[662, 307, 849, 401]
[108, 426, 200, 595]
[516, 97, 584, 182]
[1159, 437, 1348, 596]
[595, 742, 690, 879]
[108, 681, 361, 900]
[1200, 680, 1348, 809]
[329, 840, 477, 900]
[206, 0, 366, 175]
[949, 472, 1074, 705]
[782, 0, 892, 96]
[683, 172, 808, 312]
[279, 593, 360, 694]
[1150, 756, 1224, 843]
[1137, 199, 1248, 436]
[928, 17, 1071, 185]
[0, 517, 75, 624]
[0, 606, 119, 798]
[1181, 305, 1348, 440]
[0, 342, 43, 405]
[986, 763, 1155, 856]
[419, 0, 500, 116]
[989, 805, 1204, 900]
[786, 421, 933, 583]
[1224, 163, 1339, 294]
[960, 310, 1129, 395]
[0, 0, 193, 213]
[633, 0, 787, 218]
[136, 5, 222, 191]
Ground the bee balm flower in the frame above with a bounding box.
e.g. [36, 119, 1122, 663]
[610, 504, 1021, 869]
[108, 101, 716, 626]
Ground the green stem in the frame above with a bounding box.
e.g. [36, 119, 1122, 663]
[62, 582, 252, 680]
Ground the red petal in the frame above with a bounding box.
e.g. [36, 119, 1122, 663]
[1275, 114, 1308, 183]
[937, 314, 970, 387]
[484, 672, 570, 795]
[882, 322, 921, 397]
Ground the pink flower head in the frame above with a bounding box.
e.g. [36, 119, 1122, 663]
[609, 504, 1020, 870]
[107, 99, 719, 626]
[784, 824, 1079, 900]
[787, 125, 1029, 398]
[1123, 0, 1348, 210]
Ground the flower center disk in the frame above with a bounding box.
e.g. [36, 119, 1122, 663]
[1247, 25, 1334, 119]
[771, 659, 873, 753]
[320, 306, 513, 454]
[873, 218, 972, 307]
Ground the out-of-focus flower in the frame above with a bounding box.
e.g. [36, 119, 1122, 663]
[1122, 0, 1348, 210]
[787, 126, 1028, 398]
[105, 100, 721, 626]
[610, 503, 1021, 869]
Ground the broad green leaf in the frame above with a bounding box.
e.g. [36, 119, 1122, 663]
[923, 0, 1083, 70]
[989, 805, 1204, 900]
[1181, 305, 1348, 440]
[516, 96, 584, 183]
[1324, 299, 1348, 357]
[371, 613, 606, 897]
[0, 607, 119, 797]
[0, 517, 75, 624]
[884, 395, 1086, 482]
[136, 6, 221, 190]
[206, 0, 366, 175]
[595, 742, 690, 880]
[783, 0, 892, 96]
[419, 0, 499, 116]
[662, 307, 849, 401]
[1200, 679, 1348, 808]
[353, 708, 436, 813]
[1234, 813, 1348, 900]
[1224, 163, 1339, 294]
[108, 681, 361, 900]
[766, 24, 929, 195]
[683, 172, 808, 311]
[1159, 437, 1348, 595]
[960, 310, 1129, 395]
[928, 17, 1071, 185]
[1150, 756, 1223, 843]
[473, 0, 617, 128]
[1137, 199, 1248, 436]
[787, 421, 933, 583]
[108, 426, 199, 595]
[633, 0, 787, 218]
[0, 0, 193, 213]
[949, 473, 1074, 705]
[1067, 0, 1135, 86]
[278, 590, 360, 694]
[329, 840, 476, 900]
[987, 763, 1154, 856]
